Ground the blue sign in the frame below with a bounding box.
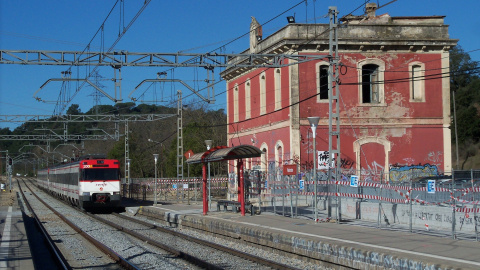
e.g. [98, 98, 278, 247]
[299, 180, 304, 191]
[350, 175, 359, 187]
[427, 180, 435, 194]
[172, 184, 177, 189]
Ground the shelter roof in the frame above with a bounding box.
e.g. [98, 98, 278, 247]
[186, 145, 262, 164]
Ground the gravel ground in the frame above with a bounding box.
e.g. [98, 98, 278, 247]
[20, 181, 202, 269]
[18, 183, 119, 269]
[121, 213, 334, 270]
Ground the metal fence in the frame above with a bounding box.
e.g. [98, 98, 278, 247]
[122, 177, 228, 204]
[243, 169, 480, 241]
[122, 170, 480, 241]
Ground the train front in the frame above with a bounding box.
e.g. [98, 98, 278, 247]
[79, 158, 121, 209]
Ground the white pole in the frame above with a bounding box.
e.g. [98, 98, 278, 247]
[154, 154, 158, 205]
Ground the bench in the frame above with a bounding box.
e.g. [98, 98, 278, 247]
[216, 200, 257, 215]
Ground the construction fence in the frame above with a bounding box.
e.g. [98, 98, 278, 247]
[122, 169, 480, 241]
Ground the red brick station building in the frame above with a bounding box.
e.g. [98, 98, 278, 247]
[221, 4, 458, 182]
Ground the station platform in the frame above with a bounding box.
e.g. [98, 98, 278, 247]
[0, 190, 34, 270]
[129, 200, 480, 270]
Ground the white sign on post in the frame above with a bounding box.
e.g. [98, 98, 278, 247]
[427, 180, 435, 194]
[318, 151, 335, 170]
[350, 175, 359, 187]
[299, 179, 304, 191]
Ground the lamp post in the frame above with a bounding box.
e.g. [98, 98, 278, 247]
[308, 117, 320, 222]
[205, 140, 212, 210]
[126, 158, 131, 198]
[153, 154, 159, 205]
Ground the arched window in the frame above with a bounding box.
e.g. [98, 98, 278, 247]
[358, 59, 385, 105]
[316, 62, 329, 102]
[245, 79, 251, 119]
[233, 84, 239, 122]
[362, 64, 380, 103]
[274, 69, 281, 110]
[260, 72, 266, 115]
[409, 62, 425, 102]
[260, 143, 268, 172]
[275, 140, 284, 167]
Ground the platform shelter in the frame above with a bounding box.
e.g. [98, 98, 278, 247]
[186, 145, 262, 216]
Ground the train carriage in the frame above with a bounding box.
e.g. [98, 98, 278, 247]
[37, 155, 121, 209]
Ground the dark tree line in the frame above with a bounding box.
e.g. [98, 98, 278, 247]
[1, 101, 227, 178]
[449, 46, 480, 169]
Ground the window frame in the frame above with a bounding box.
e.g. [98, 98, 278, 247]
[274, 68, 282, 110]
[260, 71, 266, 115]
[316, 61, 330, 102]
[245, 79, 251, 119]
[233, 83, 239, 122]
[357, 58, 385, 106]
[409, 62, 426, 102]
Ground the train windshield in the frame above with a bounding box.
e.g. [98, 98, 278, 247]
[81, 168, 119, 181]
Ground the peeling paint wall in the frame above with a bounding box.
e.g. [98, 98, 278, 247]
[222, 17, 456, 177]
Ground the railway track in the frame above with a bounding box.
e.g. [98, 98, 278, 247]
[19, 179, 311, 269]
[18, 179, 134, 269]
[95, 212, 300, 270]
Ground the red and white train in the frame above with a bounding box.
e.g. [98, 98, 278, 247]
[37, 155, 121, 209]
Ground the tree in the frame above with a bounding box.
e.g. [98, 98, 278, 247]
[66, 104, 81, 115]
[450, 46, 480, 168]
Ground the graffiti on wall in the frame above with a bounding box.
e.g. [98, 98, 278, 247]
[389, 164, 438, 182]
[340, 157, 355, 169]
[427, 151, 443, 168]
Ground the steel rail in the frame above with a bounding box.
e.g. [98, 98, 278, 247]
[20, 180, 139, 270]
[111, 212, 299, 270]
[92, 213, 225, 270]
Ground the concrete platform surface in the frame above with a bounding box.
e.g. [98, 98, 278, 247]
[133, 201, 480, 270]
[0, 191, 34, 270]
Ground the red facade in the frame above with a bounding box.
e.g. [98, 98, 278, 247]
[222, 11, 457, 182]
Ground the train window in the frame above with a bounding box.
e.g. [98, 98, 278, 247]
[82, 168, 120, 181]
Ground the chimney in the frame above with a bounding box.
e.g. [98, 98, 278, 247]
[366, 3, 377, 18]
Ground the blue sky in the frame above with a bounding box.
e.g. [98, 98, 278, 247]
[1, 0, 479, 130]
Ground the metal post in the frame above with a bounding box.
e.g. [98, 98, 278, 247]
[189, 163, 193, 203]
[125, 121, 129, 185]
[308, 117, 320, 222]
[289, 175, 294, 218]
[409, 180, 413, 233]
[296, 163, 299, 218]
[238, 159, 245, 216]
[202, 163, 208, 215]
[177, 90, 184, 202]
[282, 173, 286, 217]
[8, 151, 12, 191]
[452, 172, 456, 239]
[453, 90, 459, 170]
[154, 154, 158, 206]
[208, 162, 211, 209]
[205, 140, 212, 210]
[126, 159, 131, 198]
[472, 169, 478, 241]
